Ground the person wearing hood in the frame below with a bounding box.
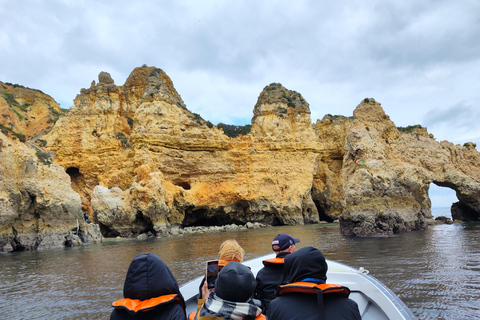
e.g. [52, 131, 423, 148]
[267, 246, 361, 320]
[191, 261, 266, 320]
[255, 233, 300, 313]
[110, 253, 187, 320]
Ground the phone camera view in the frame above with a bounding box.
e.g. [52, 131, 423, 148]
[206, 260, 219, 289]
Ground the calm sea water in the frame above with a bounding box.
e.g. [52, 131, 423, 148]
[1, 208, 479, 320]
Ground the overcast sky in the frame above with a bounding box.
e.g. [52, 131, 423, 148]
[2, 0, 478, 208]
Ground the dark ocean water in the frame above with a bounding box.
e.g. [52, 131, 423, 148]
[0, 208, 479, 319]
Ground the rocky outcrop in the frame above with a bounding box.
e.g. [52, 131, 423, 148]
[42, 68, 480, 237]
[0, 131, 101, 253]
[3, 66, 480, 244]
[340, 99, 480, 235]
[0, 81, 63, 141]
[42, 69, 325, 237]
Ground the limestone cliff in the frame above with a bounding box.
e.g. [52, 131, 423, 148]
[42, 68, 480, 237]
[340, 99, 480, 235]
[43, 68, 324, 237]
[3, 66, 480, 245]
[0, 81, 63, 141]
[0, 131, 101, 253]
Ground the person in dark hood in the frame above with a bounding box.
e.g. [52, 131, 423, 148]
[255, 233, 300, 313]
[267, 246, 361, 320]
[110, 253, 186, 320]
[192, 261, 265, 320]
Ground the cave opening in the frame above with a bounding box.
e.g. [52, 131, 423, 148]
[66, 167, 81, 178]
[133, 212, 157, 236]
[313, 199, 334, 223]
[173, 181, 191, 190]
[271, 216, 281, 226]
[98, 223, 120, 238]
[429, 183, 457, 219]
[182, 208, 242, 227]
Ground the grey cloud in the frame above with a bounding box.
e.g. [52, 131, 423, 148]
[1, 0, 479, 144]
[423, 101, 478, 128]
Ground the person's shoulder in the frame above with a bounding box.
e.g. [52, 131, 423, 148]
[257, 266, 268, 276]
[324, 296, 361, 319]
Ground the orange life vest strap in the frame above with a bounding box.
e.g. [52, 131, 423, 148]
[262, 257, 285, 266]
[279, 282, 350, 298]
[112, 293, 184, 313]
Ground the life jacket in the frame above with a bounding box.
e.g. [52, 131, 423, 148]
[261, 257, 285, 266]
[278, 282, 350, 298]
[112, 293, 185, 313]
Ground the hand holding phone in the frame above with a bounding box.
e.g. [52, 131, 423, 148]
[206, 260, 219, 290]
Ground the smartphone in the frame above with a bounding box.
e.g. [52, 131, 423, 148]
[206, 260, 219, 289]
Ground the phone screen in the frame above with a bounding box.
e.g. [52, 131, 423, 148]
[206, 260, 219, 289]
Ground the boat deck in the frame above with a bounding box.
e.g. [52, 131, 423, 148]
[180, 253, 416, 319]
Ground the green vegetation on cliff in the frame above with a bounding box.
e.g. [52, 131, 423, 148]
[397, 124, 424, 133]
[217, 123, 252, 138]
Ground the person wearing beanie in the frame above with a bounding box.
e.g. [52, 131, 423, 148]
[267, 246, 361, 320]
[198, 239, 245, 299]
[254, 233, 300, 313]
[110, 253, 186, 320]
[192, 262, 266, 320]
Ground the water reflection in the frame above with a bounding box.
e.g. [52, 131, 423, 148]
[1, 223, 479, 319]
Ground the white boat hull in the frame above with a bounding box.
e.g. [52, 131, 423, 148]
[180, 253, 416, 319]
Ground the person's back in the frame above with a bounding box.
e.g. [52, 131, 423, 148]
[112, 303, 185, 320]
[268, 290, 361, 320]
[255, 253, 287, 305]
[255, 233, 300, 312]
[267, 246, 361, 320]
[110, 253, 186, 320]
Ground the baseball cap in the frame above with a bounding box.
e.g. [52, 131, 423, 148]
[272, 233, 300, 251]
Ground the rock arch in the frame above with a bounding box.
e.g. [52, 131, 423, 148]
[339, 100, 480, 236]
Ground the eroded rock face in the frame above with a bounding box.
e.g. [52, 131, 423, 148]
[0, 132, 101, 253]
[5, 66, 480, 243]
[340, 99, 480, 235]
[43, 69, 480, 237]
[0, 81, 63, 141]
[43, 69, 325, 236]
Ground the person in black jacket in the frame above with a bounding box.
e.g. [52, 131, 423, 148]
[110, 253, 186, 320]
[193, 261, 265, 319]
[254, 233, 300, 313]
[267, 246, 361, 320]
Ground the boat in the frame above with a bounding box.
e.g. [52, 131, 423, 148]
[180, 253, 417, 319]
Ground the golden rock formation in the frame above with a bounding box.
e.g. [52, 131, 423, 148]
[0, 130, 101, 252]
[0, 81, 63, 141]
[43, 68, 480, 237]
[2, 66, 480, 250]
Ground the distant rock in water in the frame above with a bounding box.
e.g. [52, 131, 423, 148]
[2, 67, 480, 252]
[435, 216, 454, 224]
